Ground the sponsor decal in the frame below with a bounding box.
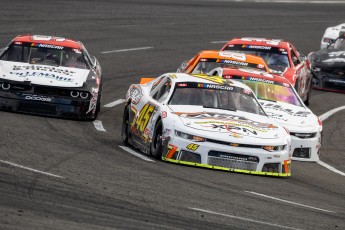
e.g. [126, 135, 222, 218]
[12, 65, 76, 76]
[129, 85, 143, 105]
[31, 43, 64, 50]
[201, 123, 259, 136]
[24, 94, 52, 102]
[10, 65, 77, 82]
[186, 143, 199, 151]
[217, 59, 249, 66]
[261, 102, 310, 117]
[266, 112, 288, 122]
[248, 45, 272, 50]
[10, 71, 73, 82]
[174, 112, 277, 130]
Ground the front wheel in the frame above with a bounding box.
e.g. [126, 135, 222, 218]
[150, 119, 163, 159]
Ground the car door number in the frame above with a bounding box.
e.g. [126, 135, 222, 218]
[133, 103, 155, 133]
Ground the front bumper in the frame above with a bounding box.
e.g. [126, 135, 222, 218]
[312, 71, 345, 93]
[291, 132, 321, 162]
[162, 135, 291, 177]
[0, 91, 96, 119]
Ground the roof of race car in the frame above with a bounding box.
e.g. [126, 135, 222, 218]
[165, 73, 253, 90]
[220, 68, 291, 85]
[12, 34, 83, 49]
[223, 37, 290, 49]
[196, 50, 268, 65]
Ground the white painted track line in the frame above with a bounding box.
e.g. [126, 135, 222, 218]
[0, 160, 64, 178]
[190, 207, 301, 230]
[119, 146, 155, 162]
[101, 47, 153, 54]
[245, 191, 336, 213]
[317, 161, 345, 176]
[93, 120, 106, 132]
[317, 106, 345, 176]
[104, 99, 126, 108]
[319, 105, 345, 122]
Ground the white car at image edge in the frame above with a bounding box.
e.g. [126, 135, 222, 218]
[320, 23, 345, 49]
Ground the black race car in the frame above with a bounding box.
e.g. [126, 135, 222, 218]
[0, 34, 102, 120]
[309, 31, 345, 93]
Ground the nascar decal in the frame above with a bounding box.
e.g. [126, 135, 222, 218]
[197, 83, 234, 91]
[217, 59, 249, 67]
[128, 85, 143, 105]
[31, 43, 63, 50]
[173, 112, 278, 130]
[260, 102, 311, 117]
[242, 45, 272, 50]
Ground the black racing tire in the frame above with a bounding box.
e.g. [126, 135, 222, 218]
[150, 119, 163, 159]
[122, 105, 130, 145]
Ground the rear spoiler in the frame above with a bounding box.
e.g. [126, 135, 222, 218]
[140, 78, 155, 84]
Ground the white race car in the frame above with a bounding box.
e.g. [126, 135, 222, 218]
[320, 23, 345, 49]
[207, 67, 322, 162]
[122, 73, 291, 177]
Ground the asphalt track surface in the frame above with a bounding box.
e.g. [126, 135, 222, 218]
[0, 0, 344, 229]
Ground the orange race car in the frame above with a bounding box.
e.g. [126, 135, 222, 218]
[220, 37, 312, 105]
[176, 50, 269, 74]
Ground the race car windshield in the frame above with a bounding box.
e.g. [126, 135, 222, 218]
[231, 77, 302, 107]
[224, 45, 290, 72]
[169, 82, 266, 115]
[191, 58, 266, 74]
[0, 43, 90, 69]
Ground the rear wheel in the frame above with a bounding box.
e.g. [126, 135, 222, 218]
[150, 119, 163, 159]
[122, 105, 130, 145]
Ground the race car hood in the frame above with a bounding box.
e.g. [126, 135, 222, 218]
[0, 60, 90, 87]
[310, 49, 345, 70]
[168, 105, 286, 142]
[259, 100, 318, 132]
